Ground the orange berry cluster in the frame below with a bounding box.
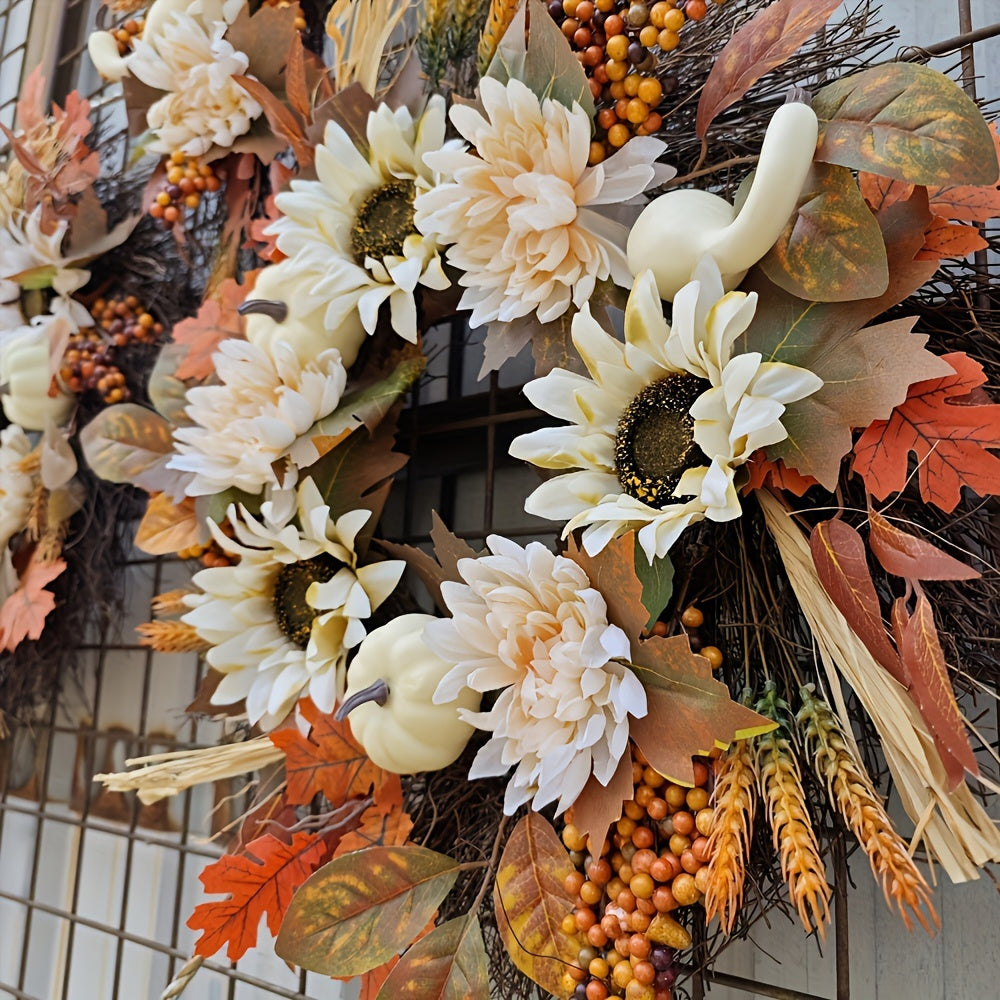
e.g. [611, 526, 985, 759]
[177, 538, 234, 568]
[548, 0, 726, 163]
[559, 754, 716, 999]
[59, 295, 164, 405]
[647, 605, 724, 671]
[111, 17, 143, 55]
[150, 151, 223, 229]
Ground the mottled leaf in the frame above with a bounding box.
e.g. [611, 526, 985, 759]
[147, 343, 192, 425]
[867, 508, 978, 582]
[376, 913, 490, 1000]
[759, 161, 888, 301]
[485, 0, 595, 118]
[696, 0, 843, 138]
[493, 813, 583, 998]
[926, 121, 1000, 221]
[275, 846, 461, 976]
[812, 62, 998, 187]
[134, 493, 207, 556]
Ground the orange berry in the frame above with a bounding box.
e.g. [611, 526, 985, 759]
[163, 205, 180, 224]
[624, 799, 645, 821]
[581, 880, 603, 906]
[625, 980, 654, 1000]
[606, 58, 629, 82]
[663, 7, 685, 30]
[647, 797, 668, 821]
[632, 847, 656, 873]
[170, 150, 186, 164]
[642, 767, 666, 789]
[155, 191, 172, 207]
[672, 872, 700, 906]
[577, 0, 595, 20]
[609, 80, 627, 99]
[626, 98, 649, 124]
[653, 884, 678, 912]
[617, 816, 637, 838]
[633, 960, 656, 986]
[686, 786, 709, 811]
[686, 0, 708, 20]
[651, 620, 668, 636]
[701, 645, 724, 669]
[695, 808, 714, 837]
[575, 906, 597, 931]
[637, 76, 662, 105]
[692, 836, 712, 864]
[167, 167, 184, 185]
[589, 956, 610, 979]
[149, 203, 165, 219]
[639, 24, 659, 45]
[695, 865, 711, 894]
[184, 194, 201, 209]
[586, 979, 609, 1000]
[587, 922, 608, 948]
[566, 870, 586, 896]
[664, 783, 686, 808]
[632, 826, 655, 850]
[658, 27, 680, 50]
[671, 811, 694, 836]
[680, 849, 701, 874]
[205, 176, 222, 192]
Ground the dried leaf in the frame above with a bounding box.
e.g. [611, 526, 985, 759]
[493, 813, 583, 998]
[915, 216, 989, 261]
[269, 698, 394, 807]
[186, 668, 246, 717]
[809, 519, 904, 684]
[858, 172, 914, 213]
[759, 161, 888, 301]
[867, 509, 978, 582]
[569, 752, 633, 849]
[893, 593, 979, 790]
[376, 913, 490, 1000]
[925, 122, 1000, 221]
[484, 0, 595, 119]
[696, 0, 843, 138]
[227, 1, 301, 90]
[813, 63, 998, 187]
[335, 799, 413, 857]
[147, 343, 192, 425]
[852, 352, 1000, 512]
[284, 33, 311, 117]
[275, 846, 461, 976]
[233, 74, 314, 167]
[134, 493, 207, 556]
[0, 556, 65, 651]
[743, 452, 818, 496]
[188, 831, 331, 961]
[172, 277, 251, 381]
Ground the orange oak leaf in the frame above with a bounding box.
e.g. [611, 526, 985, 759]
[743, 451, 819, 496]
[333, 800, 414, 858]
[915, 215, 989, 260]
[926, 122, 1000, 222]
[858, 172, 914, 213]
[269, 698, 394, 808]
[0, 556, 66, 652]
[892, 591, 979, 791]
[853, 352, 1000, 512]
[172, 276, 255, 381]
[188, 831, 332, 961]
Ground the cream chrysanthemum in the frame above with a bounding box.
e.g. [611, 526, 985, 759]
[0, 206, 91, 297]
[509, 259, 823, 562]
[168, 338, 346, 496]
[127, 3, 261, 156]
[182, 478, 405, 728]
[268, 97, 453, 345]
[414, 77, 672, 327]
[0, 425, 35, 549]
[425, 536, 647, 815]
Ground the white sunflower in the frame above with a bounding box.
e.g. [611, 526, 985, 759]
[509, 258, 823, 562]
[181, 477, 405, 728]
[267, 97, 453, 345]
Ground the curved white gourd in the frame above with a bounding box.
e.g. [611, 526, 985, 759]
[626, 99, 819, 302]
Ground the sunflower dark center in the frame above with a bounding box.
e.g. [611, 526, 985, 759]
[273, 552, 346, 648]
[351, 179, 416, 264]
[615, 374, 709, 507]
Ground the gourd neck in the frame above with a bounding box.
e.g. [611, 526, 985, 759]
[335, 679, 390, 720]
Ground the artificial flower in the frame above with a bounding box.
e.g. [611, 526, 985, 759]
[181, 477, 405, 728]
[0, 425, 35, 549]
[268, 96, 453, 344]
[168, 338, 347, 496]
[414, 77, 671, 328]
[509, 259, 823, 562]
[0, 205, 91, 296]
[426, 535, 647, 815]
[126, 3, 262, 156]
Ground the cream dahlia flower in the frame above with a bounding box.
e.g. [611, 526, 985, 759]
[0, 425, 35, 549]
[0, 206, 91, 296]
[509, 259, 823, 562]
[425, 535, 647, 815]
[268, 97, 452, 345]
[414, 77, 672, 327]
[168, 338, 347, 496]
[127, 5, 262, 156]
[182, 477, 405, 728]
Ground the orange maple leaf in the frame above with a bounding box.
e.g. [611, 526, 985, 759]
[743, 451, 819, 496]
[853, 352, 1000, 512]
[915, 215, 989, 261]
[269, 698, 395, 808]
[0, 556, 66, 652]
[172, 275, 257, 382]
[188, 831, 331, 961]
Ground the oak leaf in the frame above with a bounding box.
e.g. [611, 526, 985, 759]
[858, 172, 914, 213]
[743, 452, 819, 496]
[0, 556, 66, 651]
[915, 215, 989, 261]
[171, 276, 251, 382]
[852, 352, 1000, 512]
[334, 799, 413, 857]
[187, 831, 331, 961]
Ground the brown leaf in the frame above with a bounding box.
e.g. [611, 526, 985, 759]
[809, 520, 904, 684]
[915, 215, 989, 260]
[275, 845, 461, 976]
[568, 751, 633, 849]
[284, 33, 311, 118]
[696, 0, 843, 139]
[493, 813, 583, 998]
[893, 593, 979, 790]
[430, 511, 477, 579]
[233, 75, 314, 167]
[227, 1, 301, 90]
[309, 83, 377, 153]
[376, 539, 450, 613]
[134, 493, 207, 556]
[186, 669, 246, 717]
[565, 532, 647, 642]
[375, 913, 490, 1000]
[867, 509, 979, 582]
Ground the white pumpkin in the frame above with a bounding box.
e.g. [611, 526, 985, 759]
[0, 326, 74, 431]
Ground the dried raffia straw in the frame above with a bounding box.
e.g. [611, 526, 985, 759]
[703, 735, 756, 934]
[325, 0, 412, 96]
[754, 681, 832, 938]
[796, 683, 939, 934]
[758, 490, 1000, 882]
[160, 956, 204, 1000]
[93, 735, 284, 805]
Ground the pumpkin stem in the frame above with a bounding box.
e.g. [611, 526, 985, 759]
[334, 679, 390, 721]
[237, 299, 288, 322]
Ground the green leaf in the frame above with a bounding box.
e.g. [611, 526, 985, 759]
[201, 487, 263, 525]
[485, 0, 595, 119]
[632, 544, 673, 631]
[375, 914, 490, 1000]
[147, 344, 191, 425]
[759, 162, 888, 302]
[274, 845, 461, 977]
[812, 62, 998, 187]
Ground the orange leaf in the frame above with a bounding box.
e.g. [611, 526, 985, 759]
[172, 276, 252, 382]
[853, 352, 1000, 512]
[360, 956, 399, 1000]
[892, 592, 979, 790]
[696, 0, 842, 138]
[858, 172, 914, 213]
[0, 556, 66, 652]
[188, 831, 331, 961]
[743, 451, 818, 496]
[568, 752, 633, 850]
[915, 215, 989, 260]
[134, 493, 207, 555]
[334, 800, 413, 857]
[269, 698, 393, 807]
[867, 508, 979, 582]
[926, 122, 1000, 222]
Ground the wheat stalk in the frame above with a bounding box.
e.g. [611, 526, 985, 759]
[151, 588, 194, 615]
[136, 620, 210, 653]
[755, 683, 832, 938]
[477, 0, 520, 74]
[704, 738, 756, 934]
[797, 684, 939, 934]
